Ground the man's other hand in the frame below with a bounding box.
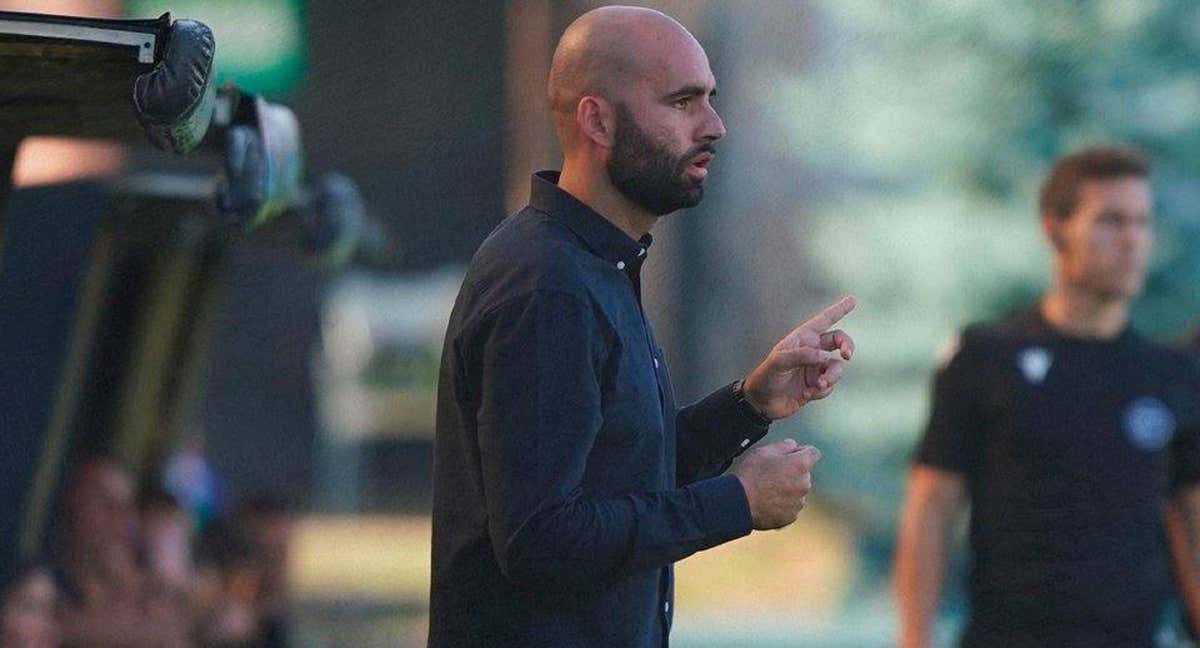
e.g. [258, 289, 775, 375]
[731, 439, 821, 530]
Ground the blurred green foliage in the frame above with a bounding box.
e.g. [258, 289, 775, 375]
[127, 0, 307, 97]
[730, 6, 1200, 620]
[772, 0, 1200, 488]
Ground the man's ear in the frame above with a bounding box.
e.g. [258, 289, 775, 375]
[1042, 215, 1066, 252]
[576, 95, 616, 149]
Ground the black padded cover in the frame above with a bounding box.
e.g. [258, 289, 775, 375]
[133, 18, 216, 154]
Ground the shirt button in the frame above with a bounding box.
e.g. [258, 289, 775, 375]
[664, 601, 670, 614]
[740, 438, 750, 448]
[653, 357, 659, 369]
[638, 248, 647, 257]
[616, 261, 626, 270]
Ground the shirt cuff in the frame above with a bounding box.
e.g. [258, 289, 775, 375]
[686, 381, 771, 458]
[687, 473, 753, 548]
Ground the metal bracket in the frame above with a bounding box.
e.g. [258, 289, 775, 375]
[0, 18, 157, 63]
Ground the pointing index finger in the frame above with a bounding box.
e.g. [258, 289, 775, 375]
[803, 295, 857, 333]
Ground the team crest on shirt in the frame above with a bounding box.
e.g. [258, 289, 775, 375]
[1016, 347, 1052, 384]
[1123, 397, 1177, 452]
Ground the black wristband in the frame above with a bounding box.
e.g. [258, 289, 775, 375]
[732, 380, 772, 426]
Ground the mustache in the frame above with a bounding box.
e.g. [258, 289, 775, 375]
[684, 142, 717, 160]
[674, 143, 717, 174]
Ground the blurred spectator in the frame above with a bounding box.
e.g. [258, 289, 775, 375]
[55, 457, 139, 611]
[191, 494, 295, 648]
[138, 485, 194, 594]
[194, 521, 264, 648]
[1, 562, 59, 648]
[236, 496, 294, 648]
[55, 456, 192, 647]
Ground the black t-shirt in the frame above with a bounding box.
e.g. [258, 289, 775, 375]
[915, 306, 1200, 647]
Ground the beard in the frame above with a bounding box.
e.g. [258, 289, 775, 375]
[606, 103, 713, 216]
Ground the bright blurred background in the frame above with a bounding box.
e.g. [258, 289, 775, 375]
[7, 0, 1200, 646]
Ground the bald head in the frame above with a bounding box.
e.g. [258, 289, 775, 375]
[547, 6, 706, 149]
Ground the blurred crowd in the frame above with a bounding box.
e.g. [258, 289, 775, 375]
[1, 453, 294, 648]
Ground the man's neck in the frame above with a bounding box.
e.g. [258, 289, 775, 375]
[558, 161, 657, 240]
[1040, 282, 1130, 340]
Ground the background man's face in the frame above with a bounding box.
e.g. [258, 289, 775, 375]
[1, 571, 58, 648]
[69, 463, 136, 553]
[605, 32, 725, 215]
[1050, 176, 1154, 299]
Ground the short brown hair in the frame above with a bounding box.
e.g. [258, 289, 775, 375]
[1039, 146, 1151, 220]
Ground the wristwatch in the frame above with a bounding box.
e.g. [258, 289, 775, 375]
[732, 379, 772, 426]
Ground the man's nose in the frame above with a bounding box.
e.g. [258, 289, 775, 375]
[1120, 224, 1153, 258]
[702, 104, 726, 141]
[1123, 222, 1151, 244]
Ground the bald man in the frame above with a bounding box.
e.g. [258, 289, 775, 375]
[429, 7, 856, 646]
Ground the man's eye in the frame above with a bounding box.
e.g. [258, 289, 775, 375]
[672, 97, 690, 109]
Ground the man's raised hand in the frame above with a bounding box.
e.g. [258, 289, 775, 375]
[741, 295, 857, 420]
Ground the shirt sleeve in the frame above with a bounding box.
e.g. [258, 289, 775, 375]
[913, 333, 983, 475]
[1169, 358, 1200, 493]
[466, 290, 752, 592]
[675, 382, 771, 486]
[1171, 428, 1200, 493]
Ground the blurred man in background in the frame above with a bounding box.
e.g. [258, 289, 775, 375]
[194, 520, 266, 648]
[138, 486, 194, 595]
[1, 562, 59, 648]
[55, 457, 192, 647]
[236, 496, 294, 647]
[430, 5, 855, 647]
[895, 146, 1200, 647]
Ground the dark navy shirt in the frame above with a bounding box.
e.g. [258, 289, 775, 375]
[915, 306, 1200, 648]
[428, 172, 770, 647]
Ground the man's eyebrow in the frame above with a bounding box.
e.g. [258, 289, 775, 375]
[662, 84, 717, 101]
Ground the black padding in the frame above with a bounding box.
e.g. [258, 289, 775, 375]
[133, 19, 216, 154]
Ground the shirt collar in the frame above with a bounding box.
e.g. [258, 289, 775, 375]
[1025, 302, 1135, 345]
[529, 170, 652, 275]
